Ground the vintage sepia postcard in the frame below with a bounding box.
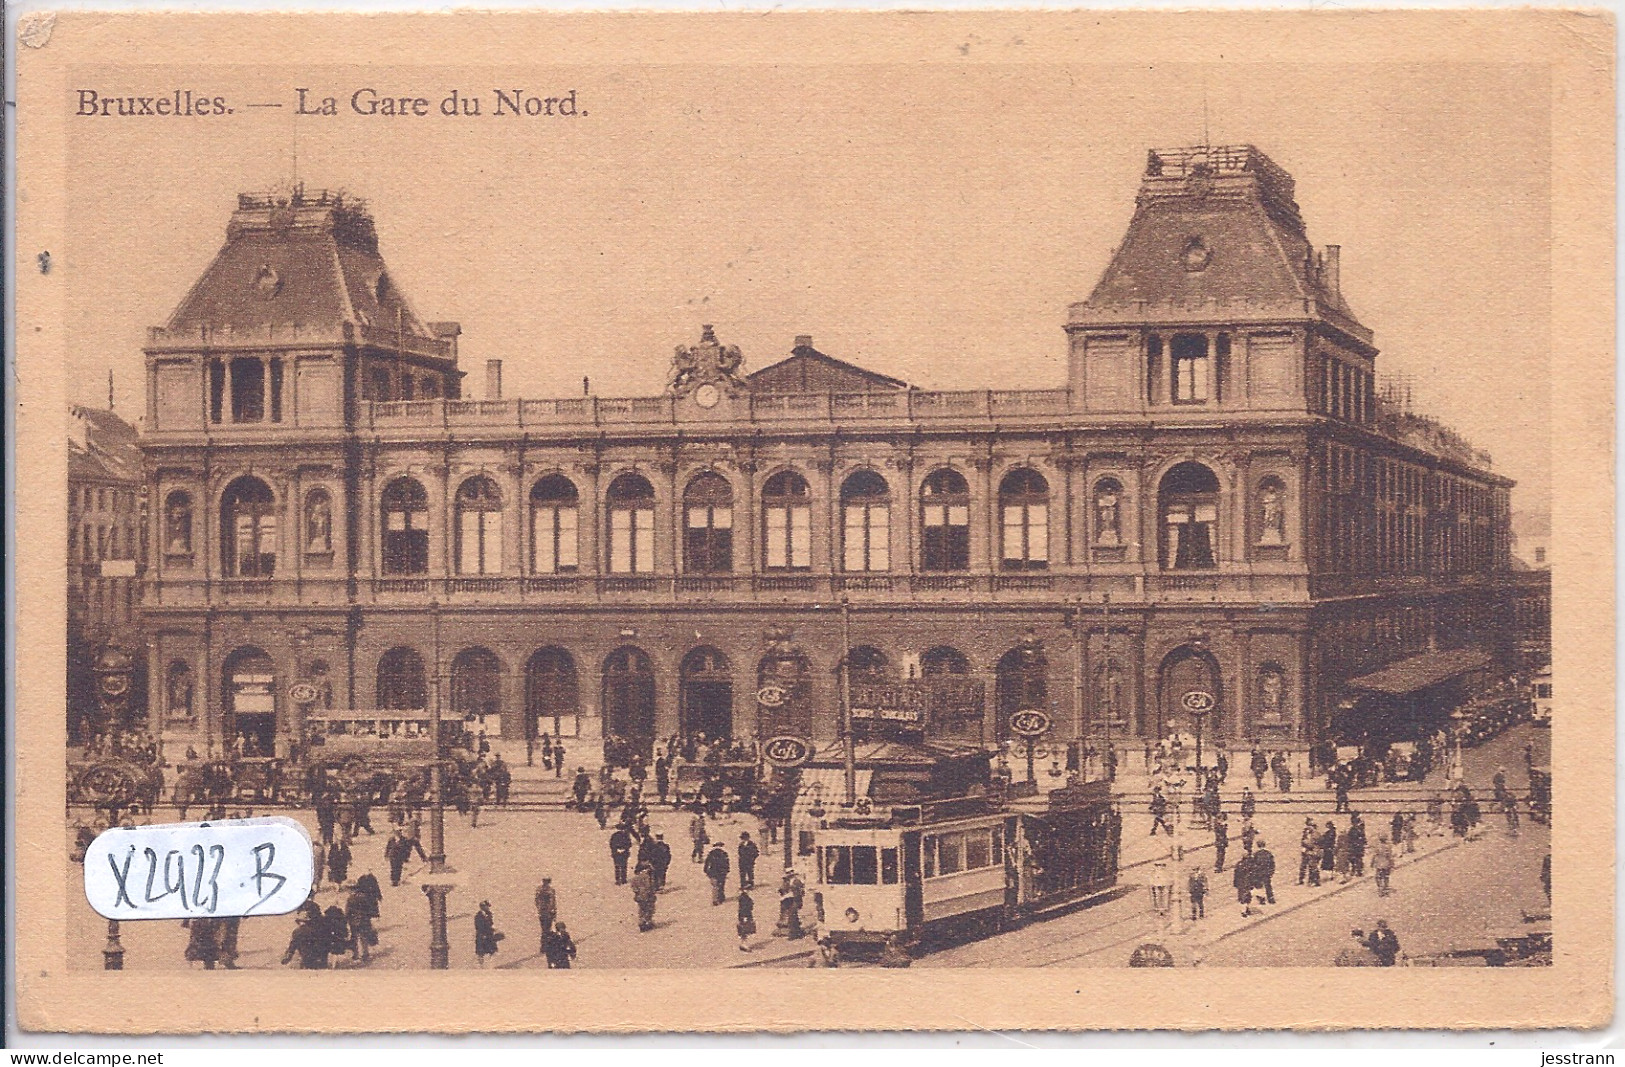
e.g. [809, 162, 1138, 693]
[11, 8, 1615, 1033]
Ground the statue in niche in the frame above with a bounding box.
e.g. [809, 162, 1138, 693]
[306, 492, 333, 554]
[1258, 482, 1286, 546]
[1258, 665, 1286, 721]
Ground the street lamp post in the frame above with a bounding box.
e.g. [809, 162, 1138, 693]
[1192, 707, 1207, 787]
[103, 920, 125, 970]
[422, 883, 453, 969]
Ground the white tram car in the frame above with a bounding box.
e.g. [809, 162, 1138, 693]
[813, 782, 1120, 951]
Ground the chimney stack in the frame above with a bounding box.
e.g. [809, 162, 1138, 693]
[1321, 245, 1341, 298]
[794, 335, 813, 350]
[485, 359, 503, 402]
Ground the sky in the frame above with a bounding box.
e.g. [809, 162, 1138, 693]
[65, 60, 1550, 520]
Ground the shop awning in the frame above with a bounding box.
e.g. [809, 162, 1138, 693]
[1347, 648, 1493, 696]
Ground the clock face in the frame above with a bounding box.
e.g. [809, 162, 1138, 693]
[694, 383, 721, 409]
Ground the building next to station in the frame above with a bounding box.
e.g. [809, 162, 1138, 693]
[68, 403, 148, 742]
[133, 144, 1524, 763]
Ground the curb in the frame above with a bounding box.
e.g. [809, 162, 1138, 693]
[1205, 834, 1468, 946]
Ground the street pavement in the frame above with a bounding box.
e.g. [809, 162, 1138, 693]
[67, 725, 1549, 970]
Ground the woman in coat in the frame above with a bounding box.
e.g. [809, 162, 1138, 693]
[474, 900, 502, 966]
[327, 836, 352, 886]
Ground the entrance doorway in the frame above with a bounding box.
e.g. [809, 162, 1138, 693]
[525, 647, 579, 738]
[223, 646, 277, 756]
[603, 646, 656, 751]
[680, 647, 733, 741]
[1158, 646, 1221, 739]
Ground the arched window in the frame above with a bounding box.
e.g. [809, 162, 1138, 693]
[680, 646, 734, 740]
[455, 476, 504, 575]
[683, 472, 734, 573]
[376, 647, 428, 711]
[606, 473, 656, 574]
[841, 471, 891, 572]
[1093, 478, 1124, 546]
[1159, 462, 1220, 570]
[847, 646, 891, 687]
[526, 648, 579, 739]
[920, 646, 981, 737]
[164, 491, 194, 557]
[304, 488, 333, 555]
[1256, 476, 1287, 546]
[380, 478, 429, 575]
[920, 469, 970, 571]
[451, 647, 502, 722]
[920, 646, 969, 677]
[999, 468, 1049, 570]
[1171, 334, 1210, 403]
[761, 471, 811, 571]
[530, 475, 579, 573]
[220, 476, 276, 577]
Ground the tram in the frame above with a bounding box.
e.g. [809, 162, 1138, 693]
[812, 780, 1120, 953]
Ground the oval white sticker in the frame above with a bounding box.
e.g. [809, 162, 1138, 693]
[84, 816, 314, 920]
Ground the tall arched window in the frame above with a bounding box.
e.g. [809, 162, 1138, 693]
[999, 468, 1049, 570]
[841, 471, 890, 572]
[451, 647, 502, 722]
[164, 490, 194, 557]
[1159, 462, 1221, 570]
[221, 476, 277, 577]
[376, 647, 428, 711]
[1093, 478, 1124, 546]
[606, 473, 656, 574]
[530, 475, 579, 573]
[380, 478, 429, 575]
[762, 471, 811, 571]
[304, 488, 333, 555]
[920, 469, 970, 571]
[455, 476, 504, 575]
[683, 472, 734, 573]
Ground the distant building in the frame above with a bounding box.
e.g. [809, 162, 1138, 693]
[68, 404, 147, 740]
[135, 153, 1527, 762]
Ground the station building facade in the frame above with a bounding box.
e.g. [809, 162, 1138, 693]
[136, 145, 1520, 760]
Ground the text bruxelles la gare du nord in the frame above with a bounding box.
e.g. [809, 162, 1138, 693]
[73, 87, 583, 119]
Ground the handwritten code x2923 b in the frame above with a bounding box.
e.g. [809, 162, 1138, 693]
[84, 817, 313, 920]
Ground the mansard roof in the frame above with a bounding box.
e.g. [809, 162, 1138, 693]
[68, 406, 141, 485]
[747, 337, 910, 393]
[1078, 146, 1370, 345]
[162, 188, 434, 345]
